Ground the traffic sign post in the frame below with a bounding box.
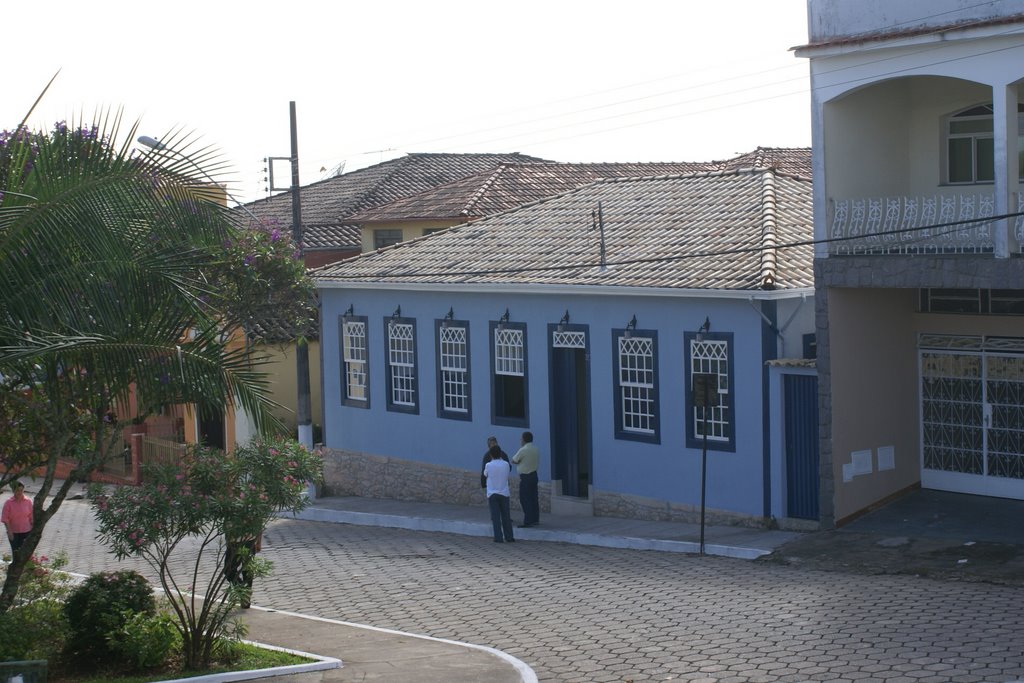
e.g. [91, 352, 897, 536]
[693, 373, 719, 555]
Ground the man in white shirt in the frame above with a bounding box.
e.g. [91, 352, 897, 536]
[484, 455, 515, 543]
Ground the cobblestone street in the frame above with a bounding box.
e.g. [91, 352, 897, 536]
[38, 498, 1024, 682]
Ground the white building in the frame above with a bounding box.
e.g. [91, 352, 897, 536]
[796, 0, 1024, 525]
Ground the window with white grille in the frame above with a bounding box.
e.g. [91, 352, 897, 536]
[553, 330, 586, 349]
[387, 321, 417, 411]
[618, 336, 656, 436]
[495, 328, 524, 375]
[688, 339, 729, 440]
[492, 324, 527, 425]
[341, 317, 368, 407]
[688, 333, 737, 450]
[438, 324, 469, 417]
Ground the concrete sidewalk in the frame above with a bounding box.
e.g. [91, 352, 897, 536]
[237, 606, 530, 683]
[291, 494, 801, 559]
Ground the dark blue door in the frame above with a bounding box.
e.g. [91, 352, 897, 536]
[784, 374, 819, 520]
[551, 346, 591, 497]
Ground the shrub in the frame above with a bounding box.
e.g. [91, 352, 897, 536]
[63, 570, 155, 662]
[0, 553, 72, 661]
[0, 598, 68, 661]
[109, 607, 181, 670]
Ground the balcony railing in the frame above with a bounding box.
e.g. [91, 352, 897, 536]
[828, 192, 1024, 255]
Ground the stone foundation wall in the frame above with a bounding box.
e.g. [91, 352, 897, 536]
[592, 489, 774, 529]
[321, 448, 550, 512]
[321, 448, 797, 528]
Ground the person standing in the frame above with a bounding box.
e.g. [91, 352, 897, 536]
[1, 482, 33, 555]
[484, 453, 515, 543]
[512, 431, 540, 528]
[223, 532, 262, 609]
[480, 436, 509, 489]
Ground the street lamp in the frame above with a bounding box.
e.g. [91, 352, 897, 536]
[136, 135, 262, 225]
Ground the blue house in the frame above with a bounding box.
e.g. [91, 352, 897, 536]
[314, 166, 818, 527]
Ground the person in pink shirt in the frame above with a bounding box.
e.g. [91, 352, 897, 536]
[1, 482, 33, 554]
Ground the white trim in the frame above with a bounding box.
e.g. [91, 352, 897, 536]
[794, 22, 1024, 59]
[922, 469, 1024, 499]
[316, 280, 815, 301]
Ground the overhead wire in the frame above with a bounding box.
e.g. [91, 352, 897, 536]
[313, 4, 1020, 163]
[285, 4, 1023, 198]
[319, 209, 1024, 281]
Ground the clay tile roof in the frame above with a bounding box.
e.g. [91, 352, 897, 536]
[241, 152, 549, 250]
[709, 147, 812, 178]
[315, 167, 813, 292]
[347, 152, 809, 224]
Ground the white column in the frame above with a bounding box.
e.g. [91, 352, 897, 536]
[992, 84, 1020, 257]
[811, 73, 829, 260]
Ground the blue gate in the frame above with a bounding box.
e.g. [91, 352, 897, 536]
[784, 373, 819, 520]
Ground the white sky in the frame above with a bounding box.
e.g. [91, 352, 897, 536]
[6, 0, 811, 205]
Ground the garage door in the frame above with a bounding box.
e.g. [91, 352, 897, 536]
[920, 334, 1024, 499]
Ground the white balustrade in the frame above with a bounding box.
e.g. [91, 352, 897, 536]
[827, 192, 1022, 255]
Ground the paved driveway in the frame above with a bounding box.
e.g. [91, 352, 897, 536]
[38, 498, 1024, 682]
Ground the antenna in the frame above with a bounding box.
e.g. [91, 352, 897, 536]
[594, 202, 607, 269]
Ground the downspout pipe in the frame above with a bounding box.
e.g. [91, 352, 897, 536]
[748, 292, 808, 358]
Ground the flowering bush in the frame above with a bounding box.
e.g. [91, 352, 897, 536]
[212, 217, 315, 343]
[0, 122, 105, 197]
[90, 438, 322, 670]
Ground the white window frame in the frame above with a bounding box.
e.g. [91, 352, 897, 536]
[491, 323, 528, 426]
[439, 324, 469, 415]
[944, 104, 1024, 185]
[342, 319, 368, 405]
[618, 335, 656, 436]
[690, 338, 730, 442]
[387, 320, 417, 411]
[495, 328, 525, 376]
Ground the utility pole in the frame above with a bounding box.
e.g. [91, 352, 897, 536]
[288, 102, 314, 473]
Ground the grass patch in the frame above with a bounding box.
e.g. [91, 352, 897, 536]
[51, 642, 313, 683]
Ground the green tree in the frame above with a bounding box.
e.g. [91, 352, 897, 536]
[91, 438, 322, 670]
[0, 109, 313, 613]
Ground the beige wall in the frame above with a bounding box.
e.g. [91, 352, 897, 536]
[829, 287, 1024, 521]
[360, 220, 459, 253]
[829, 288, 920, 521]
[261, 340, 323, 438]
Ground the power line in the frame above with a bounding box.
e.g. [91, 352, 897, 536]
[289, 7, 1024, 191]
[446, 27, 1024, 154]
[401, 6, 1019, 154]
[312, 8, 1022, 166]
[320, 210, 1024, 281]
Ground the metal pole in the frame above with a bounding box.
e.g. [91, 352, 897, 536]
[289, 102, 314, 474]
[699, 379, 708, 556]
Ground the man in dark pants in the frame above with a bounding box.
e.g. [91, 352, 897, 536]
[512, 431, 540, 527]
[484, 452, 515, 543]
[2, 482, 33, 555]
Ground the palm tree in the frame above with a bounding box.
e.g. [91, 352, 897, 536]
[0, 111, 295, 612]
